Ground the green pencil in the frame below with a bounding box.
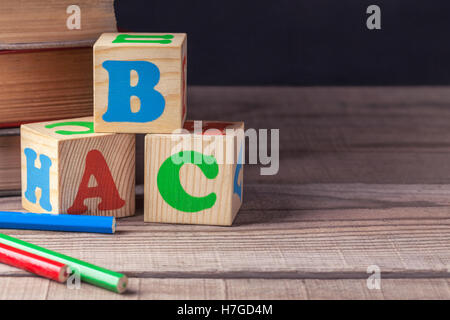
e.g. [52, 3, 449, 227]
[0, 233, 127, 293]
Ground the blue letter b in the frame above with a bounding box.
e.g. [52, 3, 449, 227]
[24, 148, 52, 211]
[102, 60, 165, 123]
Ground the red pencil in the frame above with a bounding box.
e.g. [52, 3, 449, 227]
[0, 242, 70, 283]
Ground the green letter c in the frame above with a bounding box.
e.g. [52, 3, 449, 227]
[157, 151, 219, 212]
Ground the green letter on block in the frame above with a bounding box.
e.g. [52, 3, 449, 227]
[157, 151, 218, 212]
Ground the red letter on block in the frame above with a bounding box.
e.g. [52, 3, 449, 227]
[68, 150, 125, 214]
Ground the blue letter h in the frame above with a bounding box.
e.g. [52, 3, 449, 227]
[24, 147, 52, 211]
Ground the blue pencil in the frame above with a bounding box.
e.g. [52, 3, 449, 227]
[0, 211, 115, 234]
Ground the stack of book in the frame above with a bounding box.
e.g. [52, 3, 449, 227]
[0, 0, 117, 193]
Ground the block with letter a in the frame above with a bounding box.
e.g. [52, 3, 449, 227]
[21, 117, 135, 218]
[94, 33, 187, 133]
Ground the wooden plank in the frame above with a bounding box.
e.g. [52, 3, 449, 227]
[0, 277, 448, 299]
[301, 279, 450, 300]
[2, 86, 450, 299]
[3, 86, 449, 186]
[245, 152, 450, 184]
[185, 86, 450, 184]
[4, 86, 450, 186]
[0, 183, 449, 278]
[5, 181, 450, 221]
[187, 86, 450, 130]
[0, 277, 49, 299]
[0, 196, 22, 210]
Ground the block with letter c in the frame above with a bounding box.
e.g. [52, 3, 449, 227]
[144, 120, 244, 226]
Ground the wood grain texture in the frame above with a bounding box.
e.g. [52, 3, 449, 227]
[0, 0, 116, 46]
[1, 86, 450, 299]
[135, 86, 450, 184]
[0, 48, 93, 126]
[0, 133, 20, 190]
[185, 86, 450, 184]
[20, 117, 135, 217]
[1, 183, 450, 277]
[0, 277, 449, 300]
[94, 33, 187, 133]
[144, 121, 244, 226]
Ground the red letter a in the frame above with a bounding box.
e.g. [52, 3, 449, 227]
[68, 150, 125, 214]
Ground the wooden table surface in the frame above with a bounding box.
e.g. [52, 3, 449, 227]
[1, 86, 450, 299]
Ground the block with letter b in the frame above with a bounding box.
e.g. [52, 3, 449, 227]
[94, 33, 187, 133]
[21, 117, 135, 218]
[144, 120, 245, 226]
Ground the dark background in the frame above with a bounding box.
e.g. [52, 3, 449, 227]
[115, 0, 450, 86]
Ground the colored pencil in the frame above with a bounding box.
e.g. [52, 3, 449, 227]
[0, 211, 115, 234]
[0, 233, 127, 293]
[0, 242, 70, 283]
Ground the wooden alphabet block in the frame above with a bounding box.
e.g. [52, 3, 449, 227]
[21, 117, 135, 218]
[144, 120, 244, 226]
[94, 33, 187, 133]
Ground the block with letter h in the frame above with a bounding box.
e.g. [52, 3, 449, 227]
[94, 33, 187, 133]
[21, 117, 135, 218]
[144, 120, 244, 226]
